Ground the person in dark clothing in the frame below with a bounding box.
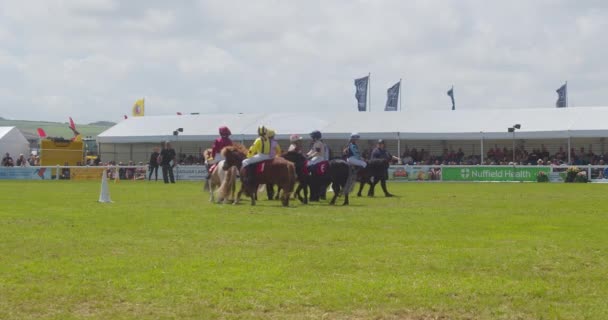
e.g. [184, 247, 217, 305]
[160, 141, 176, 183]
[371, 139, 399, 163]
[148, 146, 160, 181]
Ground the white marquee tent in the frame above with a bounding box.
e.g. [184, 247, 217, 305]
[0, 127, 30, 158]
[98, 107, 608, 143]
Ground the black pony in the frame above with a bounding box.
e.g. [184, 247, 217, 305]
[356, 158, 394, 197]
[326, 159, 354, 205]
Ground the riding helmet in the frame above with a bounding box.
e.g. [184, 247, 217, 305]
[310, 130, 322, 140]
[267, 129, 276, 138]
[219, 126, 231, 136]
[350, 132, 360, 139]
[257, 125, 267, 136]
[290, 134, 303, 143]
[377, 139, 385, 144]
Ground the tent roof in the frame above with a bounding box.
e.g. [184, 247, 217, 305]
[98, 107, 608, 143]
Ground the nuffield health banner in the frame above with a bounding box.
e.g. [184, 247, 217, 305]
[442, 166, 550, 182]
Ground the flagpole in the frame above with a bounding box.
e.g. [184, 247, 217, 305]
[451, 85, 454, 111]
[368, 72, 371, 112]
[565, 81, 568, 108]
[399, 78, 402, 112]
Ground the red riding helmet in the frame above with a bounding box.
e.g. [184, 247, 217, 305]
[219, 126, 231, 136]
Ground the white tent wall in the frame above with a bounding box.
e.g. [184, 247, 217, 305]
[0, 127, 30, 159]
[97, 107, 608, 164]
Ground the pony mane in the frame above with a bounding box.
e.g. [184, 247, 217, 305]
[221, 143, 248, 157]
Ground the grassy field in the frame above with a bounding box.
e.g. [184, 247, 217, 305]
[1, 181, 607, 319]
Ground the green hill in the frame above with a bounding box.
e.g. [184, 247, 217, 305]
[0, 119, 114, 138]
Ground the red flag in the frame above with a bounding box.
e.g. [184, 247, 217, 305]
[124, 115, 128, 119]
[177, 112, 182, 115]
[37, 128, 47, 138]
[69, 117, 76, 130]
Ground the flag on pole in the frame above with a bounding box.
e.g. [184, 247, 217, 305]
[132, 98, 145, 116]
[447, 86, 455, 110]
[384, 81, 400, 111]
[123, 115, 128, 120]
[556, 83, 567, 108]
[36, 128, 47, 138]
[354, 76, 369, 112]
[69, 117, 76, 130]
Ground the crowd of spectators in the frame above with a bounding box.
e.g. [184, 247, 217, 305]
[357, 144, 606, 167]
[2, 152, 41, 167]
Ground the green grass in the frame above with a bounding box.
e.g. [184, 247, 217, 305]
[1, 181, 607, 319]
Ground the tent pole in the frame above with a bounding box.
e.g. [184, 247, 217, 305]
[397, 132, 401, 163]
[567, 133, 572, 165]
[480, 132, 484, 165]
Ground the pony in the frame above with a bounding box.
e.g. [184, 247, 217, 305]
[202, 148, 213, 191]
[356, 158, 394, 197]
[326, 159, 354, 205]
[280, 151, 310, 204]
[207, 159, 238, 204]
[222, 145, 296, 207]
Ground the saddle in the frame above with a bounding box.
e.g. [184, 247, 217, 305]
[255, 159, 274, 174]
[208, 163, 218, 175]
[308, 160, 329, 176]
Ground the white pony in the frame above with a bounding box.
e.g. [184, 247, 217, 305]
[206, 159, 238, 204]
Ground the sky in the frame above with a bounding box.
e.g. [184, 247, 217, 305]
[0, 0, 607, 123]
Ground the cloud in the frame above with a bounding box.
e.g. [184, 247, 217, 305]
[0, 0, 607, 122]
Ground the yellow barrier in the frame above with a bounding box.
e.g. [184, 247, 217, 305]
[70, 167, 106, 181]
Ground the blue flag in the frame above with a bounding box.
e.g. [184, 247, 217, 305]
[556, 83, 567, 108]
[385, 82, 400, 111]
[447, 87, 455, 110]
[354, 76, 369, 112]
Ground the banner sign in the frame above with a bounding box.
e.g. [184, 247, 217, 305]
[0, 167, 51, 180]
[388, 166, 442, 181]
[175, 165, 207, 181]
[442, 166, 551, 182]
[71, 167, 106, 181]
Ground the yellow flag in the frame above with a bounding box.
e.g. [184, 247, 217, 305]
[132, 98, 145, 117]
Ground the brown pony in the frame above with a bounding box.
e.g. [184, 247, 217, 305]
[223, 145, 296, 207]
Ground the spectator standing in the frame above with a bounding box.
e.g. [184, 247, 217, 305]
[2, 153, 14, 167]
[160, 141, 176, 184]
[149, 146, 160, 181]
[16, 154, 29, 167]
[371, 139, 399, 163]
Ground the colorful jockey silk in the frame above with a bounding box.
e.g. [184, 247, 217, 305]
[269, 139, 282, 157]
[211, 136, 233, 158]
[307, 141, 325, 159]
[347, 142, 362, 159]
[248, 137, 271, 158]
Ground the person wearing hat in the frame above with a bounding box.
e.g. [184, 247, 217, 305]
[288, 134, 304, 153]
[242, 125, 272, 184]
[345, 133, 367, 169]
[267, 129, 282, 158]
[371, 139, 400, 163]
[307, 130, 327, 169]
[210, 126, 233, 164]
